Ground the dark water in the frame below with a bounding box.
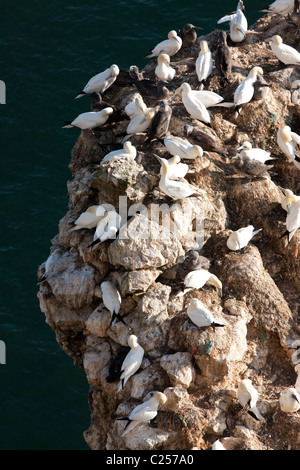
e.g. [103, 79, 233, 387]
[0, 0, 264, 450]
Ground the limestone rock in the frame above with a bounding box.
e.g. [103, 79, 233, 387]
[160, 352, 195, 389]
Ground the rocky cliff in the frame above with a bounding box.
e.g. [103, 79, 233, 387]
[37, 12, 300, 450]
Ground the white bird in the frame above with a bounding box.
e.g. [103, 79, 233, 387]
[217, 0, 248, 43]
[68, 205, 107, 232]
[237, 378, 266, 422]
[237, 141, 275, 163]
[212, 437, 245, 450]
[234, 66, 264, 107]
[155, 154, 201, 199]
[100, 141, 137, 163]
[118, 335, 144, 392]
[187, 298, 225, 328]
[158, 155, 190, 180]
[124, 94, 148, 118]
[75, 64, 120, 99]
[268, 35, 300, 65]
[174, 83, 211, 123]
[155, 53, 176, 81]
[279, 187, 300, 211]
[226, 225, 262, 251]
[89, 210, 122, 250]
[260, 0, 295, 16]
[177, 268, 223, 297]
[277, 125, 300, 170]
[118, 391, 167, 436]
[100, 280, 125, 325]
[279, 387, 300, 412]
[162, 136, 204, 160]
[145, 30, 182, 58]
[126, 107, 156, 135]
[62, 107, 113, 130]
[39, 248, 63, 283]
[195, 40, 213, 83]
[281, 196, 300, 243]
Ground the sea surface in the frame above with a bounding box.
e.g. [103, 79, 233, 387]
[0, 0, 265, 450]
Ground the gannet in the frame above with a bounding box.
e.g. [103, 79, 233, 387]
[227, 225, 262, 251]
[39, 248, 63, 283]
[215, 31, 232, 84]
[232, 155, 273, 179]
[75, 64, 120, 99]
[145, 30, 182, 58]
[68, 204, 107, 232]
[162, 136, 203, 160]
[267, 35, 300, 65]
[129, 68, 170, 104]
[124, 94, 148, 118]
[279, 387, 300, 412]
[178, 23, 203, 48]
[174, 83, 211, 124]
[89, 210, 122, 250]
[100, 141, 137, 163]
[155, 154, 201, 199]
[126, 107, 156, 135]
[212, 437, 245, 450]
[100, 280, 125, 326]
[234, 67, 264, 107]
[158, 155, 189, 180]
[118, 335, 144, 392]
[184, 124, 228, 156]
[106, 346, 130, 383]
[291, 0, 300, 28]
[155, 54, 176, 82]
[217, 0, 248, 43]
[281, 195, 300, 242]
[260, 0, 295, 16]
[238, 378, 266, 422]
[195, 40, 213, 83]
[252, 74, 270, 101]
[237, 141, 275, 163]
[187, 298, 225, 328]
[146, 100, 172, 143]
[279, 187, 300, 211]
[117, 391, 167, 436]
[62, 108, 113, 130]
[276, 125, 300, 170]
[177, 268, 222, 297]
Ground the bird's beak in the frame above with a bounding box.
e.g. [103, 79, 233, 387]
[218, 288, 223, 297]
[154, 154, 163, 163]
[193, 26, 203, 30]
[237, 145, 244, 151]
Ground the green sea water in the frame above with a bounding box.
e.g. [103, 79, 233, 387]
[0, 0, 265, 450]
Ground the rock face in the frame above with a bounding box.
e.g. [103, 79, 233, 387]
[37, 14, 300, 450]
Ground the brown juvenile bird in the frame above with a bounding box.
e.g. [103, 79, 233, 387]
[232, 155, 274, 180]
[184, 124, 228, 156]
[178, 23, 203, 48]
[290, 0, 300, 29]
[129, 66, 170, 106]
[215, 30, 232, 85]
[146, 100, 172, 144]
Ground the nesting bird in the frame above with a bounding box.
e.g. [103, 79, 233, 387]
[155, 54, 176, 82]
[227, 225, 262, 251]
[68, 205, 107, 232]
[195, 40, 213, 83]
[237, 141, 275, 164]
[260, 0, 295, 16]
[155, 154, 202, 200]
[161, 136, 204, 160]
[100, 141, 137, 163]
[184, 124, 228, 156]
[279, 187, 300, 211]
[75, 64, 120, 99]
[215, 30, 232, 85]
[126, 106, 156, 135]
[187, 298, 225, 328]
[62, 108, 113, 130]
[232, 155, 273, 180]
[129, 68, 170, 105]
[280, 192, 300, 243]
[117, 335, 144, 392]
[89, 210, 122, 250]
[267, 35, 300, 65]
[177, 268, 222, 297]
[145, 30, 182, 58]
[234, 66, 264, 108]
[178, 23, 203, 48]
[276, 125, 300, 170]
[174, 82, 211, 124]
[124, 94, 148, 118]
[100, 281, 125, 326]
[237, 378, 266, 422]
[117, 391, 167, 436]
[217, 0, 248, 43]
[279, 387, 300, 412]
[146, 100, 172, 143]
[158, 155, 189, 180]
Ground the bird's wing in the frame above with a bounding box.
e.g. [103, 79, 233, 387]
[286, 202, 300, 233]
[217, 13, 236, 24]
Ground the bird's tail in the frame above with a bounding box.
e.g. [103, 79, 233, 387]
[62, 121, 73, 128]
[75, 91, 86, 99]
